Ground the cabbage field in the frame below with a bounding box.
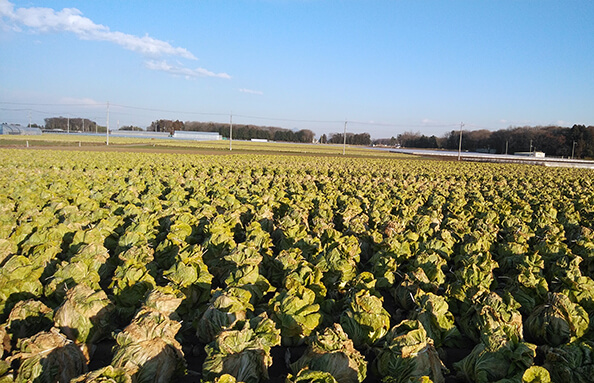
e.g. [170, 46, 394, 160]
[0, 148, 593, 383]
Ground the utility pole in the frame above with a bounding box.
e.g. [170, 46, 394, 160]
[82, 118, 84, 132]
[28, 110, 31, 128]
[457, 122, 464, 161]
[229, 112, 233, 151]
[67, 116, 70, 134]
[529, 139, 533, 153]
[572, 141, 577, 159]
[106, 101, 110, 145]
[343, 120, 347, 155]
[505, 140, 508, 155]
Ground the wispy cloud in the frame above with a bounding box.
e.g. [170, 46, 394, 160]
[0, 0, 196, 59]
[420, 118, 453, 126]
[59, 96, 104, 107]
[145, 60, 231, 79]
[239, 88, 264, 95]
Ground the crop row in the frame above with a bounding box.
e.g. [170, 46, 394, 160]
[0, 149, 593, 383]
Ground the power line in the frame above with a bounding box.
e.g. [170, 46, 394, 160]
[0, 101, 103, 107]
[233, 113, 343, 124]
[110, 103, 229, 117]
[348, 120, 459, 129]
[1, 100, 477, 131]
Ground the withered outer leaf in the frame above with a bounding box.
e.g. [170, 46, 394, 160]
[71, 365, 133, 383]
[291, 323, 367, 383]
[54, 284, 114, 345]
[110, 287, 186, 383]
[12, 327, 88, 383]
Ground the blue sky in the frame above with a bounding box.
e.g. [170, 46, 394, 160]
[1, 0, 593, 138]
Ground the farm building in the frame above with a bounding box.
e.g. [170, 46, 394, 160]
[109, 130, 222, 141]
[109, 130, 171, 139]
[514, 151, 546, 158]
[0, 123, 42, 135]
[172, 131, 222, 141]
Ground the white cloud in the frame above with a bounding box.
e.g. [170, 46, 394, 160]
[145, 60, 231, 79]
[239, 88, 264, 95]
[59, 96, 104, 107]
[0, 0, 195, 59]
[420, 118, 451, 126]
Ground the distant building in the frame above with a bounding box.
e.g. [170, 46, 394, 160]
[514, 151, 545, 158]
[172, 131, 222, 141]
[0, 123, 42, 135]
[109, 130, 170, 139]
[109, 130, 222, 140]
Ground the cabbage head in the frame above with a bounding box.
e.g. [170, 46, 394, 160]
[286, 369, 339, 383]
[163, 244, 213, 317]
[269, 285, 322, 346]
[525, 292, 589, 346]
[408, 292, 461, 348]
[454, 330, 536, 383]
[543, 341, 594, 383]
[560, 275, 594, 314]
[111, 287, 186, 383]
[197, 287, 254, 344]
[283, 262, 327, 302]
[142, 286, 184, 317]
[111, 339, 185, 383]
[410, 252, 447, 287]
[265, 247, 308, 287]
[505, 253, 549, 316]
[340, 289, 390, 348]
[13, 327, 88, 383]
[7, 299, 53, 341]
[291, 324, 367, 383]
[109, 246, 157, 323]
[223, 244, 273, 305]
[446, 252, 497, 307]
[392, 269, 435, 311]
[311, 230, 360, 291]
[163, 244, 212, 289]
[53, 284, 114, 346]
[0, 255, 44, 318]
[71, 366, 133, 383]
[373, 320, 447, 383]
[369, 252, 399, 289]
[457, 291, 523, 344]
[202, 314, 281, 383]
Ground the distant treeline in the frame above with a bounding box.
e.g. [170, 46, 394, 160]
[148, 120, 316, 143]
[320, 132, 372, 146]
[44, 117, 100, 132]
[374, 125, 594, 158]
[148, 120, 375, 145]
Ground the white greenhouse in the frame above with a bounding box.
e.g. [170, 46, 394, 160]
[0, 123, 42, 135]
